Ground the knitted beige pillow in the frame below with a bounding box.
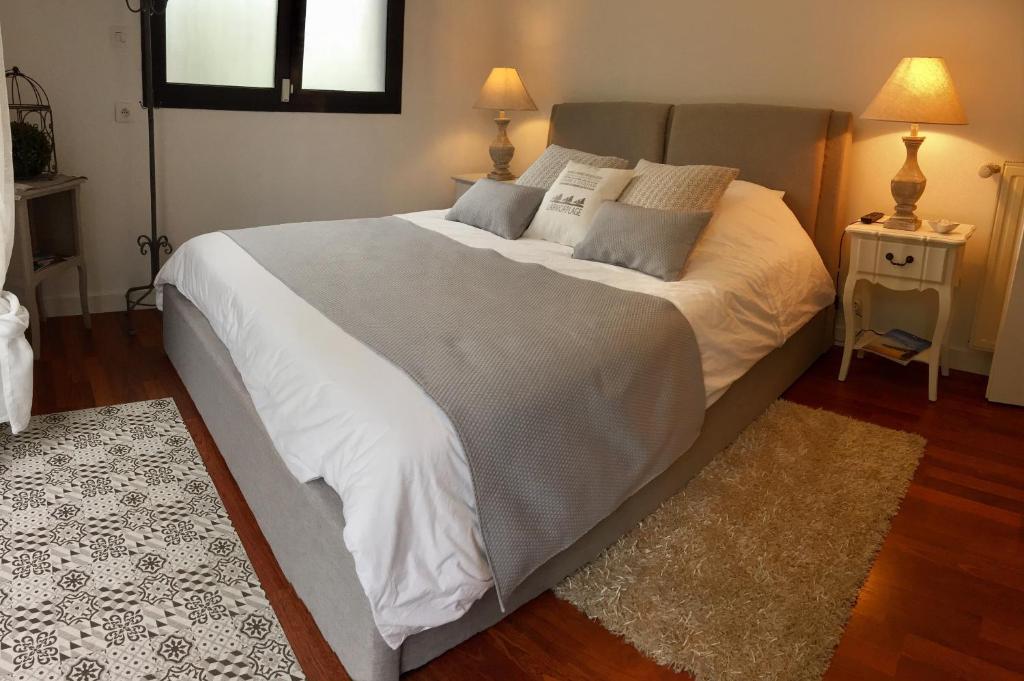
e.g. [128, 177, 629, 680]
[618, 159, 739, 211]
[516, 144, 630, 190]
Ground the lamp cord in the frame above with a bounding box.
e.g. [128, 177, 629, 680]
[124, 0, 168, 15]
[831, 232, 847, 309]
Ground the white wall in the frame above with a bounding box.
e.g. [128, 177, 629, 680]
[500, 0, 1024, 373]
[4, 0, 1023, 374]
[0, 0, 503, 313]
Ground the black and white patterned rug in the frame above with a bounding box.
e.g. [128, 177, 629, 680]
[0, 399, 305, 681]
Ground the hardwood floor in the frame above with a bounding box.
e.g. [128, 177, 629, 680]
[31, 311, 1024, 681]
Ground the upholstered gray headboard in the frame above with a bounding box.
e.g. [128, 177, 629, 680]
[547, 102, 673, 164]
[547, 102, 852, 281]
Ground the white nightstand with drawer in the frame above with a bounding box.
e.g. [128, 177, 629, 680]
[452, 173, 514, 202]
[838, 220, 975, 401]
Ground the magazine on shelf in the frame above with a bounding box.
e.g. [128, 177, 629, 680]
[854, 328, 931, 365]
[33, 254, 64, 271]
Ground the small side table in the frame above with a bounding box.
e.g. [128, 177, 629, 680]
[838, 220, 975, 401]
[8, 175, 91, 359]
[452, 173, 515, 202]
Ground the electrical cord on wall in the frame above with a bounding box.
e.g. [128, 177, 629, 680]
[124, 0, 169, 14]
[834, 231, 845, 309]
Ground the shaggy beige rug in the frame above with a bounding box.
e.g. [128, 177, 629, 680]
[555, 400, 925, 681]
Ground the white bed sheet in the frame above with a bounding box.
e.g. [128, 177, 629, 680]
[154, 180, 834, 649]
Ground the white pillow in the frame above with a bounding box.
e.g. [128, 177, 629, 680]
[728, 179, 786, 200]
[523, 162, 635, 247]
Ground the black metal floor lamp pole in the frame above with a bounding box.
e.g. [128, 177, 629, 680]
[124, 0, 171, 335]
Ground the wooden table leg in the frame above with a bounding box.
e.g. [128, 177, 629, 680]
[78, 262, 92, 330]
[11, 201, 40, 360]
[929, 286, 953, 401]
[856, 283, 872, 359]
[71, 185, 92, 330]
[35, 287, 46, 325]
[23, 288, 41, 361]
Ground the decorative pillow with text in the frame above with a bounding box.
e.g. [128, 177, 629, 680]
[522, 161, 634, 247]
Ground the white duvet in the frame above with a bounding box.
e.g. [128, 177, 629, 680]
[154, 180, 834, 648]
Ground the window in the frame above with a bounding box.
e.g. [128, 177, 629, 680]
[149, 0, 404, 113]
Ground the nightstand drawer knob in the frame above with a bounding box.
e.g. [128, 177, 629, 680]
[885, 252, 915, 267]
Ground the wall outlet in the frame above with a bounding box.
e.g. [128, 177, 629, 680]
[115, 101, 134, 124]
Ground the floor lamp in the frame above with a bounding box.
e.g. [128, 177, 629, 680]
[124, 0, 171, 334]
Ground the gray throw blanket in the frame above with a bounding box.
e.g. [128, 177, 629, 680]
[226, 217, 705, 607]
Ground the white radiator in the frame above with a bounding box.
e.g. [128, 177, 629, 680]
[986, 216, 1024, 405]
[971, 162, 1024, 351]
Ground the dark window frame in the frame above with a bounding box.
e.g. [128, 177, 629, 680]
[148, 0, 404, 114]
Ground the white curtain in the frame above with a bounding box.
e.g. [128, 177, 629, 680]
[0, 23, 34, 433]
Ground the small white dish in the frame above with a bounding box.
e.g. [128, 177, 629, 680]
[925, 219, 960, 234]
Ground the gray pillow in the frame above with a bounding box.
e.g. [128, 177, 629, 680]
[618, 159, 739, 211]
[573, 202, 713, 281]
[446, 179, 545, 239]
[516, 144, 630, 190]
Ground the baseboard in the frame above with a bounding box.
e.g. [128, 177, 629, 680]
[942, 346, 993, 376]
[41, 291, 141, 318]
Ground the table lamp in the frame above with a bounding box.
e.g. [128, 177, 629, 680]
[474, 67, 537, 181]
[862, 57, 967, 231]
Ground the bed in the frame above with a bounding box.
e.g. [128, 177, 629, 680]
[157, 102, 851, 681]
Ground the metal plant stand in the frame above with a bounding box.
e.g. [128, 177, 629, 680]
[124, 0, 170, 334]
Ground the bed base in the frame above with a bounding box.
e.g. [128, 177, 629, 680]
[163, 285, 832, 681]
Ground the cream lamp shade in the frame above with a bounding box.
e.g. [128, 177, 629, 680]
[474, 67, 537, 181]
[474, 67, 537, 112]
[862, 57, 966, 127]
[862, 57, 967, 231]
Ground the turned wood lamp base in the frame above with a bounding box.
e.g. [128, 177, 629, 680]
[885, 123, 926, 231]
[487, 110, 516, 181]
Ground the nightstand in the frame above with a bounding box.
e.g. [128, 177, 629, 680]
[838, 220, 975, 401]
[451, 173, 514, 202]
[8, 175, 91, 359]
